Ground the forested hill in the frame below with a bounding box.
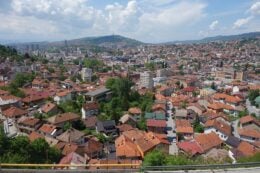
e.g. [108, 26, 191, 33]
[0, 44, 22, 62]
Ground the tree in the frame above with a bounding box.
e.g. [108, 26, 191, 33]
[248, 89, 259, 106]
[63, 122, 72, 131]
[143, 150, 166, 166]
[211, 82, 217, 90]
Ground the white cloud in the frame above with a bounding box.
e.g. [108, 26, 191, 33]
[209, 20, 219, 30]
[3, 0, 207, 42]
[233, 16, 253, 29]
[249, 1, 260, 15]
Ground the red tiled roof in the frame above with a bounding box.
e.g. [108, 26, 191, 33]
[2, 106, 27, 118]
[128, 107, 142, 114]
[41, 102, 57, 113]
[177, 141, 203, 155]
[146, 119, 166, 127]
[29, 131, 44, 142]
[39, 124, 56, 134]
[195, 132, 223, 153]
[237, 141, 259, 157]
[238, 128, 260, 138]
[240, 115, 260, 126]
[205, 119, 231, 136]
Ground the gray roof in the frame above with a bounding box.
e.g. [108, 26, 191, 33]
[225, 136, 241, 148]
[85, 87, 110, 97]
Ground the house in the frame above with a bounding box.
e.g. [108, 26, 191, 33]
[207, 102, 234, 115]
[115, 129, 163, 159]
[146, 119, 167, 134]
[238, 128, 260, 143]
[54, 90, 72, 105]
[83, 116, 97, 130]
[145, 112, 166, 120]
[200, 88, 216, 97]
[119, 114, 137, 127]
[61, 143, 79, 156]
[152, 103, 166, 114]
[57, 128, 86, 144]
[47, 112, 80, 127]
[59, 152, 86, 170]
[239, 115, 260, 130]
[177, 141, 203, 156]
[2, 106, 28, 119]
[116, 124, 134, 134]
[76, 138, 103, 160]
[225, 136, 241, 148]
[96, 120, 118, 136]
[204, 119, 231, 141]
[175, 119, 194, 140]
[175, 109, 196, 123]
[212, 93, 242, 108]
[231, 141, 259, 159]
[194, 132, 223, 153]
[17, 117, 42, 134]
[84, 87, 112, 102]
[0, 95, 21, 110]
[39, 102, 58, 115]
[81, 102, 99, 119]
[187, 104, 206, 116]
[128, 107, 142, 121]
[38, 124, 62, 137]
[22, 92, 47, 106]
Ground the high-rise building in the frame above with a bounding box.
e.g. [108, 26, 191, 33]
[140, 71, 154, 89]
[81, 68, 92, 82]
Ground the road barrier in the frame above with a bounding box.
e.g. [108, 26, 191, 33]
[1, 162, 260, 172]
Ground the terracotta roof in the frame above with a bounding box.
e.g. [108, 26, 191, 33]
[195, 132, 223, 153]
[237, 141, 258, 157]
[213, 93, 242, 103]
[59, 152, 86, 165]
[0, 95, 21, 101]
[83, 138, 103, 155]
[115, 135, 141, 158]
[208, 102, 234, 111]
[116, 129, 161, 157]
[117, 124, 134, 132]
[240, 115, 260, 126]
[56, 90, 71, 97]
[20, 117, 40, 127]
[128, 107, 142, 114]
[205, 119, 231, 136]
[38, 124, 57, 134]
[41, 102, 57, 113]
[84, 116, 97, 128]
[47, 112, 80, 125]
[82, 102, 99, 110]
[176, 119, 194, 134]
[238, 128, 260, 139]
[177, 141, 203, 155]
[2, 106, 27, 118]
[29, 131, 44, 142]
[62, 143, 78, 155]
[146, 119, 166, 128]
[0, 89, 8, 96]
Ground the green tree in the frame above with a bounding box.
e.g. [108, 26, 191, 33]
[248, 89, 259, 106]
[30, 138, 50, 163]
[143, 150, 166, 166]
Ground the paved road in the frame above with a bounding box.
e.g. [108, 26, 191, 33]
[232, 119, 240, 138]
[166, 101, 178, 155]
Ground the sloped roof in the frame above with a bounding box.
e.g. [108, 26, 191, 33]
[195, 132, 223, 153]
[2, 106, 27, 118]
[47, 112, 80, 125]
[57, 128, 85, 143]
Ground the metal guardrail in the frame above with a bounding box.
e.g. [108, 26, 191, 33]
[1, 162, 260, 172]
[141, 162, 260, 172]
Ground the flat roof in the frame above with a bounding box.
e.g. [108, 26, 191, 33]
[85, 87, 111, 97]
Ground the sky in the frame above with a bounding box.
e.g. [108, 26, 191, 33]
[0, 0, 259, 43]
